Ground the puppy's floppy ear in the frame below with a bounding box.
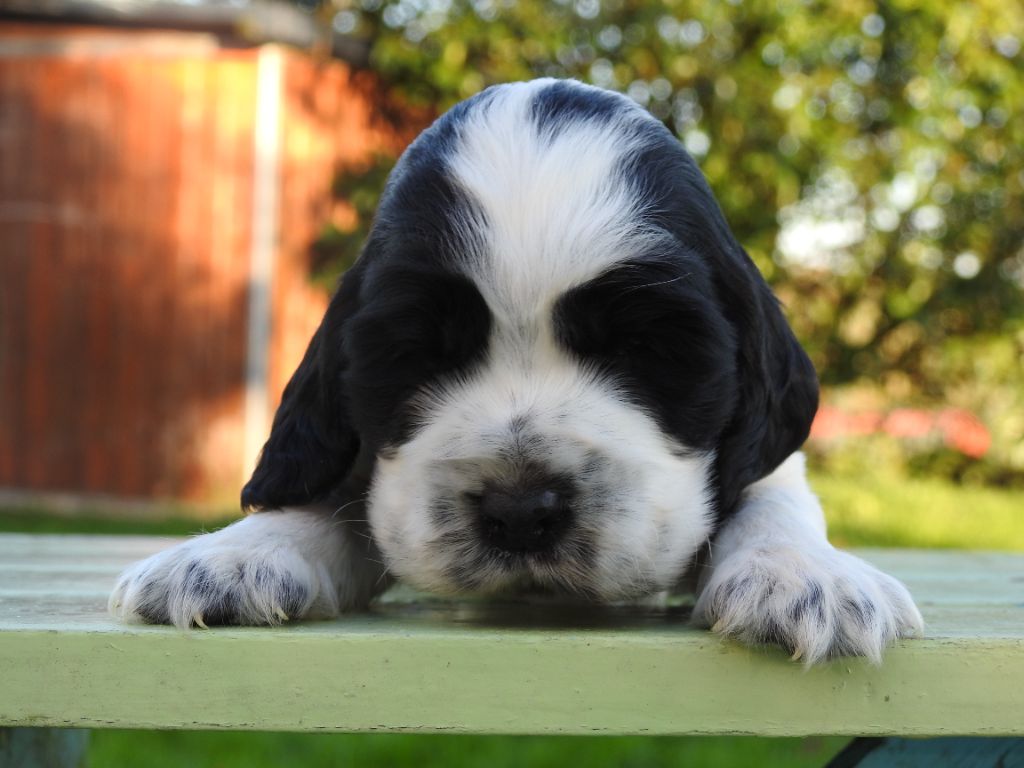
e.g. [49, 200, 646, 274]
[712, 249, 819, 517]
[241, 266, 365, 512]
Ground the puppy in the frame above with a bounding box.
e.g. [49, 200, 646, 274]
[110, 79, 923, 664]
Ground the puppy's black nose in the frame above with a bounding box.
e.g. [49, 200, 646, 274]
[475, 487, 573, 553]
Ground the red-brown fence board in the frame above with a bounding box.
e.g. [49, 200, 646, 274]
[0, 25, 405, 505]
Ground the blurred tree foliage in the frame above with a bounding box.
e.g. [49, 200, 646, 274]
[312, 0, 1024, 482]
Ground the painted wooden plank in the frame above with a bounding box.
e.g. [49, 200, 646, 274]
[828, 737, 1024, 767]
[0, 727, 89, 768]
[0, 534, 1022, 736]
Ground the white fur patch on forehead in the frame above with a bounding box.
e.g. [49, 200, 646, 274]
[446, 80, 668, 319]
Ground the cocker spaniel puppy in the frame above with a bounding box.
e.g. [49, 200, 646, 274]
[110, 79, 923, 664]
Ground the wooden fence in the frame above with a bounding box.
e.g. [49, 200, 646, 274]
[0, 23, 407, 506]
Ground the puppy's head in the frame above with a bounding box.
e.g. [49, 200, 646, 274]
[243, 79, 818, 600]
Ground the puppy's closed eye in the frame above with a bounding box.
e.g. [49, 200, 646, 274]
[554, 260, 738, 447]
[349, 268, 490, 370]
[346, 268, 492, 445]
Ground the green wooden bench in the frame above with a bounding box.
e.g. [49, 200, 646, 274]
[1, 533, 1022, 764]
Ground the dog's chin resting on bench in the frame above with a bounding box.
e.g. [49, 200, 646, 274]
[110, 79, 922, 665]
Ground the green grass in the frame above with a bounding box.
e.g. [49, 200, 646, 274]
[6, 473, 1021, 766]
[810, 472, 1024, 551]
[86, 731, 849, 768]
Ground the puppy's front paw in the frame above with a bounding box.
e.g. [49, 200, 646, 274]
[108, 527, 340, 628]
[693, 545, 924, 665]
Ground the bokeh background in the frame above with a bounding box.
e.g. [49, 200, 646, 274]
[1, 0, 1021, 764]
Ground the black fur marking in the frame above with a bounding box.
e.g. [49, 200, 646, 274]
[179, 561, 242, 625]
[714, 573, 757, 615]
[134, 576, 171, 624]
[554, 257, 737, 451]
[530, 80, 625, 140]
[754, 615, 788, 647]
[789, 581, 827, 626]
[840, 590, 876, 628]
[269, 573, 311, 618]
[346, 268, 492, 449]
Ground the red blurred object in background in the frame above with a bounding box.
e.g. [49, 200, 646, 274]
[811, 405, 991, 459]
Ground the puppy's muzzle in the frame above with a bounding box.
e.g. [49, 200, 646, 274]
[470, 482, 574, 553]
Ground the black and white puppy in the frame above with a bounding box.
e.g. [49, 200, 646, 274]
[110, 79, 923, 664]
